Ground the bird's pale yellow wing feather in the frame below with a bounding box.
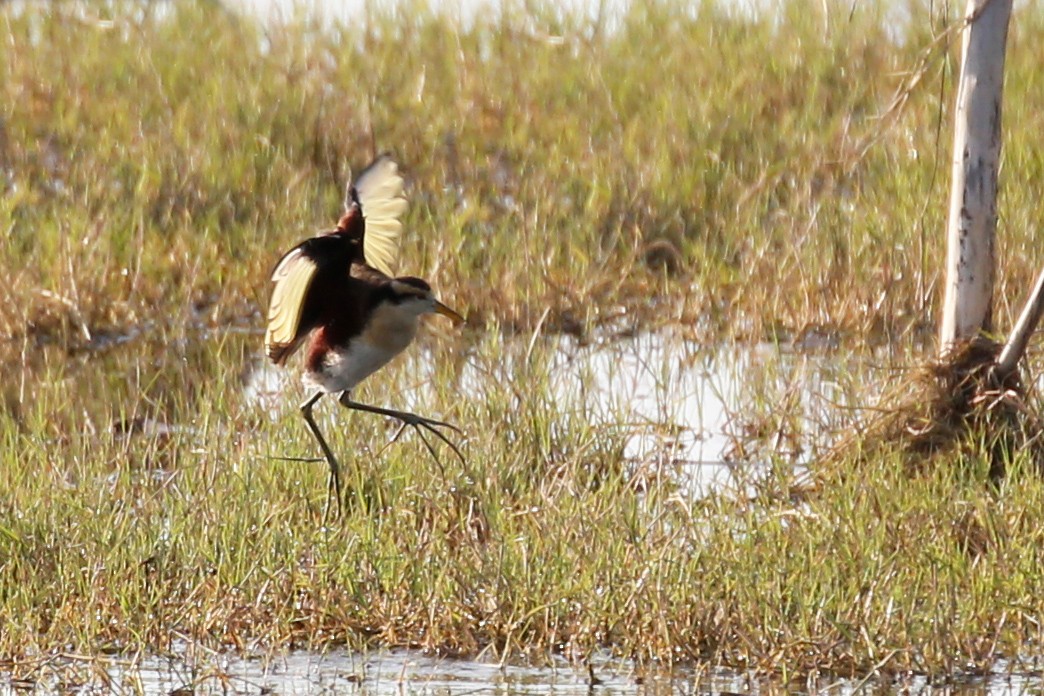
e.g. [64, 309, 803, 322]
[349, 155, 407, 277]
[265, 248, 318, 362]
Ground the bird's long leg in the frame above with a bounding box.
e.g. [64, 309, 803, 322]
[300, 389, 343, 515]
[337, 392, 466, 466]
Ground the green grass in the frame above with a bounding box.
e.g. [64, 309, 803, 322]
[5, 0, 1044, 683]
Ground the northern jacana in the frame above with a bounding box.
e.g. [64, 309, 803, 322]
[265, 154, 465, 507]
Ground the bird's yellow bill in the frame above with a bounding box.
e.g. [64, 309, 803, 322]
[434, 300, 465, 325]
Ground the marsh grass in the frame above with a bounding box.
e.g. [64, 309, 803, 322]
[12, 0, 1044, 348]
[8, 322, 1044, 681]
[7, 0, 1044, 684]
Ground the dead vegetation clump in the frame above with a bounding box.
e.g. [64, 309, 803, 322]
[834, 338, 1044, 477]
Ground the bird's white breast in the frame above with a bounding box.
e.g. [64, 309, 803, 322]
[305, 303, 420, 394]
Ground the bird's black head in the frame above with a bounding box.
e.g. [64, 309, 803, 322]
[389, 276, 432, 300]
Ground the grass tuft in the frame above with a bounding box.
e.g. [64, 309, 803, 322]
[825, 338, 1044, 480]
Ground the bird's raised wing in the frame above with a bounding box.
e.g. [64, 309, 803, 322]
[265, 247, 318, 364]
[346, 154, 407, 277]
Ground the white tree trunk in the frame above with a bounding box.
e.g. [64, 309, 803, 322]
[939, 0, 1012, 354]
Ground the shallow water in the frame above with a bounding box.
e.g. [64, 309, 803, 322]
[8, 648, 1044, 695]
[244, 329, 865, 498]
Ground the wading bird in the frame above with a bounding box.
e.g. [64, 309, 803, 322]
[265, 155, 465, 508]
